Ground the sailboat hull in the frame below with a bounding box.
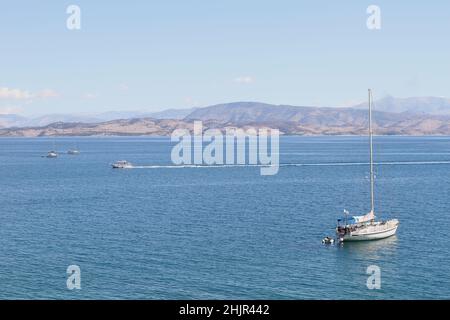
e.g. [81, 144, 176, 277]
[338, 219, 399, 242]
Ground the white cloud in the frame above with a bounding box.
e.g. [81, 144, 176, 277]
[0, 87, 32, 100]
[36, 89, 59, 98]
[118, 83, 129, 91]
[0, 87, 59, 100]
[0, 105, 23, 114]
[83, 93, 98, 99]
[234, 76, 254, 84]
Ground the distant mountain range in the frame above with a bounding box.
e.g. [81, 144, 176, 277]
[353, 96, 450, 115]
[0, 108, 197, 128]
[1, 97, 450, 136]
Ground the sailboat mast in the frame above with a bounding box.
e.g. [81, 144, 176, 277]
[368, 89, 375, 214]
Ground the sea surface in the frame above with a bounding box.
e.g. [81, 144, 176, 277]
[1, 136, 450, 299]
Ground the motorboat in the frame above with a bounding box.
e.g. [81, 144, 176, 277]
[112, 160, 133, 169]
[46, 151, 58, 158]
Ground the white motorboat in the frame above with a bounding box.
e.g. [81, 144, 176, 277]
[68, 149, 80, 155]
[112, 160, 133, 169]
[46, 151, 58, 158]
[335, 89, 399, 242]
[46, 138, 58, 158]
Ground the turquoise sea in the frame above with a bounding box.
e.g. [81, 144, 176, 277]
[1, 136, 449, 299]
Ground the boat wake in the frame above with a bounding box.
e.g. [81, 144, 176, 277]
[128, 160, 450, 169]
[283, 160, 450, 167]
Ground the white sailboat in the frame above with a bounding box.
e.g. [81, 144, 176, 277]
[336, 89, 399, 242]
[68, 141, 80, 155]
[46, 138, 58, 158]
[68, 149, 80, 155]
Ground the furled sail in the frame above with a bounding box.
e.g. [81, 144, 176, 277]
[339, 210, 375, 225]
[352, 210, 375, 223]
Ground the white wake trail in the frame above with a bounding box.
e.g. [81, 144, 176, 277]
[128, 161, 450, 169]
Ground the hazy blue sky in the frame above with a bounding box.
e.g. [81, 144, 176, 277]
[1, 1, 449, 115]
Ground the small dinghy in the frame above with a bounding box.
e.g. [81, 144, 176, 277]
[322, 237, 335, 245]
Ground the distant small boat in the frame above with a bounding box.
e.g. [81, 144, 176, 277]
[322, 237, 335, 245]
[68, 149, 80, 155]
[47, 138, 58, 158]
[68, 140, 80, 155]
[47, 151, 58, 158]
[112, 160, 133, 169]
